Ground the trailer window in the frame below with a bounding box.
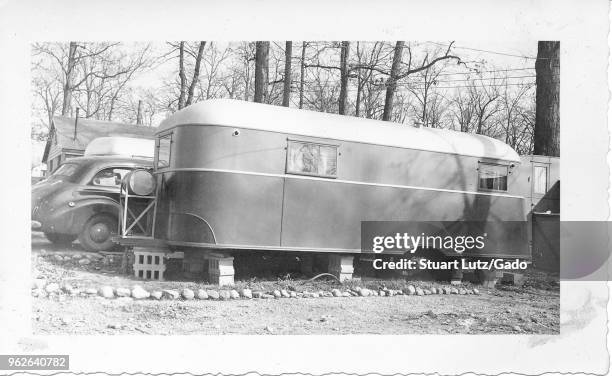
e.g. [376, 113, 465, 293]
[156, 134, 172, 169]
[533, 165, 548, 194]
[287, 141, 337, 178]
[478, 163, 508, 191]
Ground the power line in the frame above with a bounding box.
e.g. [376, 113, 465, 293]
[404, 74, 538, 84]
[420, 67, 535, 77]
[426, 41, 538, 60]
[294, 81, 535, 93]
[395, 82, 535, 90]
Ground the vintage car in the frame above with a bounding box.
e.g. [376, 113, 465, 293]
[118, 99, 529, 285]
[32, 137, 153, 252]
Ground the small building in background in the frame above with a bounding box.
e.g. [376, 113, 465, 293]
[42, 116, 157, 175]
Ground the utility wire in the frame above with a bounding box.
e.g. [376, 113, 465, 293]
[426, 41, 539, 60]
[403, 75, 538, 84]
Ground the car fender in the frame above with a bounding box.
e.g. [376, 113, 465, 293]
[63, 197, 122, 234]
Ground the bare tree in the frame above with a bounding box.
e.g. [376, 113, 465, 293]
[534, 41, 560, 157]
[136, 100, 143, 125]
[464, 74, 501, 135]
[61, 42, 77, 115]
[174, 41, 207, 109]
[354, 42, 385, 117]
[33, 42, 153, 124]
[254, 41, 270, 103]
[338, 41, 350, 114]
[382, 41, 404, 121]
[282, 41, 292, 107]
[451, 89, 476, 132]
[196, 43, 231, 101]
[408, 62, 449, 127]
[299, 42, 307, 109]
[352, 42, 460, 121]
[186, 42, 206, 106]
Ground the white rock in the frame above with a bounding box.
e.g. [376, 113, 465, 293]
[207, 290, 220, 300]
[280, 290, 290, 298]
[289, 291, 297, 298]
[150, 291, 163, 300]
[99, 286, 115, 298]
[33, 279, 46, 290]
[78, 258, 91, 265]
[229, 290, 240, 299]
[131, 286, 150, 299]
[331, 289, 342, 297]
[115, 288, 131, 297]
[45, 283, 60, 293]
[273, 290, 281, 298]
[219, 290, 231, 300]
[85, 288, 98, 295]
[196, 289, 209, 300]
[405, 285, 416, 295]
[162, 289, 180, 300]
[181, 288, 195, 300]
[359, 289, 371, 297]
[240, 289, 252, 299]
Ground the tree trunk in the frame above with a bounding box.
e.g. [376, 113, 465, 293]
[254, 41, 269, 103]
[338, 41, 350, 115]
[178, 41, 187, 110]
[282, 41, 292, 107]
[534, 41, 560, 157]
[299, 42, 306, 109]
[61, 42, 78, 115]
[186, 41, 206, 107]
[136, 100, 143, 125]
[355, 73, 362, 117]
[382, 41, 404, 121]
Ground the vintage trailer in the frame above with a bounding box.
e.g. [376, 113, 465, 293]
[120, 99, 528, 284]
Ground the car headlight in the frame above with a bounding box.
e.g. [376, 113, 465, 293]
[68, 201, 75, 207]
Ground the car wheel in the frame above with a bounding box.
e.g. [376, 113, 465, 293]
[78, 213, 118, 252]
[44, 232, 77, 246]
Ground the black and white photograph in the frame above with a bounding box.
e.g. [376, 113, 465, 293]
[0, 0, 610, 375]
[29, 39, 561, 335]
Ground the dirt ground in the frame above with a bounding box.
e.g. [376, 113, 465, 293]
[31, 233, 560, 335]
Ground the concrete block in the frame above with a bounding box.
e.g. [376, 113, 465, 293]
[328, 254, 354, 281]
[208, 255, 235, 286]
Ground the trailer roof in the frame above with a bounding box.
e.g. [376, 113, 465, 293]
[159, 99, 520, 162]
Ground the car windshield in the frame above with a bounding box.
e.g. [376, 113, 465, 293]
[50, 163, 80, 179]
